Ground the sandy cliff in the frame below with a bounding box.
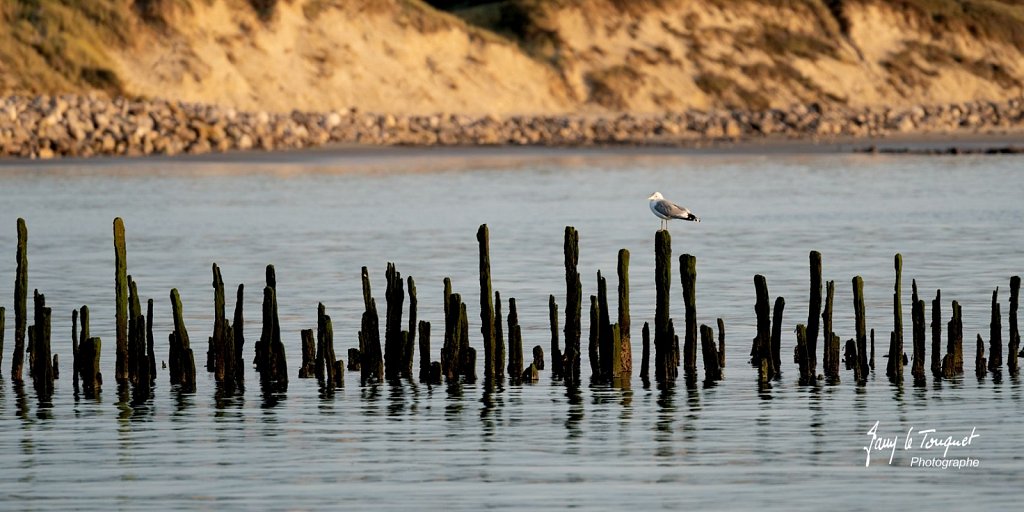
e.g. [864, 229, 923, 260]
[1, 0, 1022, 115]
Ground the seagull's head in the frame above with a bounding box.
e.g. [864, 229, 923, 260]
[647, 192, 664, 201]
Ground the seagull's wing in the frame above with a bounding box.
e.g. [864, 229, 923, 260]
[654, 199, 697, 220]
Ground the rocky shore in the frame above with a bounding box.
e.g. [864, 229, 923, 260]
[2, 94, 1023, 159]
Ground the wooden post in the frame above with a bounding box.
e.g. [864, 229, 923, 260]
[0, 307, 5, 380]
[459, 302, 474, 382]
[911, 281, 926, 380]
[211, 264, 229, 381]
[717, 318, 725, 369]
[588, 295, 600, 378]
[655, 230, 674, 382]
[441, 292, 462, 380]
[975, 334, 987, 378]
[80, 337, 102, 397]
[169, 288, 196, 391]
[1010, 276, 1020, 374]
[12, 218, 28, 382]
[930, 290, 941, 377]
[563, 227, 582, 386]
[988, 288, 1002, 372]
[700, 324, 721, 381]
[870, 328, 875, 371]
[113, 217, 129, 384]
[617, 249, 631, 374]
[147, 299, 156, 384]
[406, 276, 417, 379]
[597, 271, 613, 380]
[852, 276, 868, 377]
[822, 280, 836, 380]
[384, 262, 405, 381]
[942, 301, 964, 377]
[754, 275, 773, 382]
[806, 251, 822, 379]
[360, 266, 383, 384]
[533, 345, 545, 371]
[640, 322, 650, 382]
[796, 324, 809, 381]
[887, 254, 904, 381]
[680, 253, 697, 377]
[31, 293, 53, 397]
[79, 305, 90, 368]
[495, 291, 504, 382]
[549, 295, 561, 379]
[232, 284, 244, 386]
[300, 329, 316, 379]
[508, 297, 523, 385]
[315, 303, 339, 388]
[477, 225, 496, 386]
[771, 296, 784, 377]
[418, 321, 433, 383]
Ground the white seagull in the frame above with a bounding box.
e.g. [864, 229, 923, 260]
[648, 191, 700, 231]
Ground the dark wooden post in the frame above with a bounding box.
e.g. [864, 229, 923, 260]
[507, 298, 523, 384]
[806, 251, 822, 379]
[588, 295, 600, 378]
[477, 225, 496, 386]
[418, 321, 433, 383]
[384, 263, 405, 381]
[533, 345, 545, 371]
[31, 293, 54, 397]
[598, 271, 613, 380]
[459, 302, 474, 382]
[870, 328, 875, 371]
[441, 292, 462, 380]
[700, 324, 721, 381]
[360, 266, 383, 384]
[12, 218, 28, 381]
[989, 288, 1002, 372]
[146, 298, 156, 384]
[0, 307, 5, 380]
[640, 322, 650, 382]
[169, 288, 197, 391]
[754, 275, 773, 382]
[942, 301, 964, 377]
[495, 291, 504, 381]
[975, 334, 987, 378]
[887, 254, 904, 381]
[680, 253, 697, 377]
[211, 264, 234, 383]
[549, 295, 561, 379]
[1010, 276, 1020, 374]
[232, 284, 244, 385]
[717, 318, 725, 369]
[301, 329, 316, 379]
[655, 230, 674, 382]
[930, 290, 941, 377]
[80, 337, 102, 397]
[405, 276, 417, 379]
[911, 281, 926, 380]
[563, 227, 582, 386]
[853, 276, 868, 377]
[113, 217, 129, 385]
[796, 324, 809, 381]
[822, 280, 836, 380]
[617, 249, 631, 374]
[771, 296, 784, 377]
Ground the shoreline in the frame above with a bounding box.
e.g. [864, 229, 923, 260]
[2, 94, 1023, 162]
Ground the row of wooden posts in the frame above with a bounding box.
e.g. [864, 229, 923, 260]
[1, 219, 1020, 401]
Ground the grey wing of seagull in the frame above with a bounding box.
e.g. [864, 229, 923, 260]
[653, 199, 694, 220]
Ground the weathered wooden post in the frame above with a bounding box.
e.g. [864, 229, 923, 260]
[930, 290, 941, 377]
[300, 329, 316, 379]
[508, 298, 523, 385]
[844, 338, 862, 381]
[640, 322, 650, 382]
[211, 264, 233, 382]
[549, 295, 562, 379]
[1010, 276, 1020, 374]
[680, 254, 697, 377]
[771, 296, 784, 377]
[495, 290, 505, 381]
[316, 303, 341, 388]
[617, 249, 631, 374]
[870, 328, 875, 371]
[717, 318, 725, 369]
[0, 308, 5, 379]
[477, 225, 496, 386]
[655, 230, 675, 382]
[700, 324, 721, 381]
[822, 280, 837, 380]
[588, 295, 600, 378]
[147, 299, 156, 384]
[852, 276, 868, 377]
[942, 301, 964, 377]
[563, 227, 582, 386]
[232, 284, 244, 385]
[796, 324, 809, 381]
[405, 276, 417, 379]
[360, 266, 383, 384]
[975, 334, 987, 378]
[807, 251, 822, 379]
[754, 275, 773, 382]
[384, 262, 405, 381]
[989, 288, 1002, 372]
[911, 281, 926, 380]
[113, 217, 129, 385]
[418, 320, 433, 383]
[169, 288, 197, 392]
[31, 292, 53, 397]
[80, 337, 102, 397]
[441, 292, 462, 380]
[458, 302, 474, 382]
[12, 218, 28, 382]
[887, 254, 904, 382]
[533, 345, 545, 371]
[79, 305, 90, 364]
[598, 271, 614, 380]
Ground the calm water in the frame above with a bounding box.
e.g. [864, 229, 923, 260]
[0, 148, 1021, 510]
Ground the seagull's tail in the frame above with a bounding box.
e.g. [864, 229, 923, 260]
[684, 213, 700, 223]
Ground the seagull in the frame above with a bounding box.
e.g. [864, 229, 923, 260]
[648, 191, 700, 231]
